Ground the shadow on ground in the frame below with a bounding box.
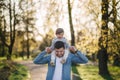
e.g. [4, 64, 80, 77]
[72, 65, 82, 80]
[100, 74, 114, 80]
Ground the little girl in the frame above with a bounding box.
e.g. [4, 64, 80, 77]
[47, 28, 70, 65]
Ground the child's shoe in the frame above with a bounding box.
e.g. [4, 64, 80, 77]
[50, 61, 55, 66]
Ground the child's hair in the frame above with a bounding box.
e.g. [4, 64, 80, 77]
[56, 28, 64, 34]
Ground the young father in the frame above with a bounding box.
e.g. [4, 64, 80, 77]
[33, 41, 88, 80]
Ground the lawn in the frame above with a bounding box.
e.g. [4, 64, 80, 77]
[72, 64, 120, 80]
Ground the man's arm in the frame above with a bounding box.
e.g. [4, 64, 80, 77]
[70, 46, 88, 64]
[33, 50, 50, 64]
[71, 51, 88, 63]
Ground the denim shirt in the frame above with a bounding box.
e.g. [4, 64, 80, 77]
[33, 50, 88, 80]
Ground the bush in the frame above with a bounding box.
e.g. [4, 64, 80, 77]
[0, 60, 28, 80]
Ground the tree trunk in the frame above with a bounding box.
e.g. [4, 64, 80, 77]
[68, 0, 75, 46]
[1, 44, 5, 57]
[7, 46, 13, 60]
[8, 0, 12, 60]
[7, 0, 16, 60]
[98, 0, 109, 75]
[26, 29, 30, 59]
[7, 1, 16, 60]
[26, 0, 30, 59]
[97, 47, 109, 75]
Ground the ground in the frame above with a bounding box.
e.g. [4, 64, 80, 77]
[19, 60, 79, 80]
[19, 60, 47, 80]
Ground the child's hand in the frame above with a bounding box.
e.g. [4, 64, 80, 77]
[45, 47, 52, 53]
[69, 46, 77, 53]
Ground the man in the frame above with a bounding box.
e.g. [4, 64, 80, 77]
[33, 41, 88, 80]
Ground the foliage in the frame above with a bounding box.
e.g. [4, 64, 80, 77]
[31, 50, 40, 58]
[107, 0, 120, 66]
[12, 30, 38, 59]
[39, 29, 54, 51]
[0, 0, 119, 64]
[0, 60, 28, 80]
[0, 43, 8, 57]
[0, 0, 18, 60]
[76, 29, 99, 55]
[0, 0, 37, 59]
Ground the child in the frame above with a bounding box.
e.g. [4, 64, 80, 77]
[47, 28, 70, 65]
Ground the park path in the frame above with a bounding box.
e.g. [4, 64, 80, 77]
[19, 60, 80, 80]
[19, 60, 47, 80]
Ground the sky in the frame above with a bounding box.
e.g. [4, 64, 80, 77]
[3, 0, 117, 42]
[2, 0, 101, 41]
[34, 0, 98, 41]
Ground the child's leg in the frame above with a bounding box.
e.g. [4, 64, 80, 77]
[50, 50, 56, 65]
[61, 49, 69, 63]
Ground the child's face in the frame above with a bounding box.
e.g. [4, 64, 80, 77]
[56, 32, 64, 39]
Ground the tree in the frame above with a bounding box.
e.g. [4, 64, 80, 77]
[19, 0, 36, 59]
[68, 0, 75, 46]
[0, 0, 17, 60]
[108, 0, 120, 66]
[0, 0, 6, 57]
[0, 16, 7, 57]
[39, 29, 54, 51]
[97, 0, 109, 75]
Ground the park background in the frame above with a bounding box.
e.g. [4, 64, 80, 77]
[0, 0, 120, 80]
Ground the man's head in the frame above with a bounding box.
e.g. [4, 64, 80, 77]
[54, 41, 65, 57]
[55, 28, 64, 39]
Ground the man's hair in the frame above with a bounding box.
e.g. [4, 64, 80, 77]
[54, 41, 65, 49]
[56, 28, 64, 34]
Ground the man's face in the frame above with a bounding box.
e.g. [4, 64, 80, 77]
[55, 47, 65, 57]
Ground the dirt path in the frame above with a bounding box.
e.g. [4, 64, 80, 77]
[19, 60, 47, 80]
[19, 60, 80, 80]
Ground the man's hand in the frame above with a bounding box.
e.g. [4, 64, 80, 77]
[45, 47, 52, 53]
[69, 46, 77, 54]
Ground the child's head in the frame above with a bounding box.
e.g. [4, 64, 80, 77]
[55, 28, 64, 38]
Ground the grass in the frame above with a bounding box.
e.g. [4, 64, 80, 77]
[72, 64, 120, 80]
[0, 60, 28, 80]
[0, 56, 33, 62]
